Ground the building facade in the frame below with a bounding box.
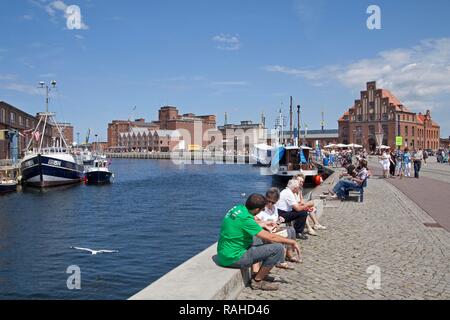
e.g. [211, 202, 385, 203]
[339, 81, 440, 152]
[51, 122, 74, 146]
[0, 101, 53, 160]
[118, 127, 182, 152]
[107, 118, 159, 150]
[108, 106, 216, 151]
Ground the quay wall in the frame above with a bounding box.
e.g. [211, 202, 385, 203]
[128, 166, 337, 300]
[106, 151, 252, 164]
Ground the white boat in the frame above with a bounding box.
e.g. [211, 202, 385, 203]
[250, 144, 274, 167]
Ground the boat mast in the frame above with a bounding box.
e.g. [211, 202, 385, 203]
[289, 96, 293, 145]
[297, 105, 300, 147]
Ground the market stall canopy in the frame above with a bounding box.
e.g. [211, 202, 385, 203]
[347, 144, 363, 148]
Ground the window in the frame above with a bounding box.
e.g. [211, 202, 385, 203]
[10, 112, 15, 124]
[26, 118, 30, 128]
[0, 108, 5, 122]
[405, 126, 409, 136]
[412, 127, 415, 137]
[19, 116, 23, 126]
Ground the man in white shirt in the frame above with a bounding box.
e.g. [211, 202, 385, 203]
[276, 179, 310, 240]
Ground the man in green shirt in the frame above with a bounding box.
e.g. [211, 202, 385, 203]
[217, 194, 301, 291]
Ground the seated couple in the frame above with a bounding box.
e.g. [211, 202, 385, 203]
[329, 159, 369, 200]
[217, 193, 301, 291]
[277, 179, 327, 240]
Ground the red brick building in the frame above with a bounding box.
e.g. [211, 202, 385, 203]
[0, 101, 54, 160]
[157, 106, 216, 148]
[108, 106, 216, 151]
[339, 81, 440, 152]
[107, 118, 159, 149]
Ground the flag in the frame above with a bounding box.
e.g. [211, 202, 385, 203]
[34, 131, 41, 142]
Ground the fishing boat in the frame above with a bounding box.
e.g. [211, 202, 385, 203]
[271, 145, 318, 187]
[85, 158, 113, 184]
[20, 81, 84, 188]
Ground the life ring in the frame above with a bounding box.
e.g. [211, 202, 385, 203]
[313, 175, 323, 186]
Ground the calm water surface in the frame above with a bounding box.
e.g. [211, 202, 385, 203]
[0, 159, 275, 299]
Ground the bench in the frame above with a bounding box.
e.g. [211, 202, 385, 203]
[344, 178, 368, 202]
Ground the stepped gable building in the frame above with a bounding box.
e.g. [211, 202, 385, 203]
[338, 81, 440, 152]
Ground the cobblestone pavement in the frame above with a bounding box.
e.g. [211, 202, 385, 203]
[238, 178, 450, 300]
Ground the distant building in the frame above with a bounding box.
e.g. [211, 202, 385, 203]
[156, 106, 216, 148]
[339, 81, 441, 152]
[108, 106, 216, 151]
[51, 122, 74, 146]
[118, 127, 182, 152]
[107, 118, 159, 150]
[440, 136, 450, 149]
[218, 121, 266, 153]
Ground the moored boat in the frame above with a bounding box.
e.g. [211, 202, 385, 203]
[271, 145, 319, 187]
[20, 81, 84, 188]
[85, 158, 113, 184]
[0, 179, 18, 194]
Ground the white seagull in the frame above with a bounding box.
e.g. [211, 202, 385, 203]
[71, 247, 119, 255]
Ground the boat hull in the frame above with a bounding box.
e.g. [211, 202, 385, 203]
[21, 154, 84, 188]
[85, 170, 112, 184]
[0, 183, 17, 194]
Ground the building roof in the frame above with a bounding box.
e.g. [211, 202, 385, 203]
[381, 89, 411, 112]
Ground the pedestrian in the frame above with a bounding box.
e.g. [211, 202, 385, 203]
[412, 148, 424, 179]
[423, 149, 429, 165]
[403, 148, 412, 178]
[379, 149, 391, 179]
[389, 150, 396, 177]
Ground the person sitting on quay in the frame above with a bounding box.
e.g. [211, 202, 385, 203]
[217, 194, 301, 291]
[254, 188, 302, 270]
[328, 159, 369, 200]
[294, 174, 327, 236]
[276, 179, 311, 240]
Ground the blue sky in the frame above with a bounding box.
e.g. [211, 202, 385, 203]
[1, 0, 450, 141]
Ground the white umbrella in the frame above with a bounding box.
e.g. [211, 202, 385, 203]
[324, 144, 336, 149]
[336, 143, 348, 148]
[347, 144, 363, 148]
[377, 145, 390, 150]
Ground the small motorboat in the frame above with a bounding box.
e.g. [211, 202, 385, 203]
[85, 158, 113, 184]
[0, 179, 18, 194]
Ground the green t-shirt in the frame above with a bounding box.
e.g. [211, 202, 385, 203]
[217, 205, 263, 267]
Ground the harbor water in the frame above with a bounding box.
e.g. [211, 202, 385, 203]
[0, 159, 297, 299]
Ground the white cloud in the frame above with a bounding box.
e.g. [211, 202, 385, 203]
[265, 38, 450, 112]
[212, 34, 241, 51]
[30, 0, 89, 30]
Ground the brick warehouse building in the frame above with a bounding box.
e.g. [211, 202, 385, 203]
[339, 81, 440, 152]
[108, 106, 216, 151]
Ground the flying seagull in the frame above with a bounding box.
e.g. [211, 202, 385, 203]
[71, 247, 119, 255]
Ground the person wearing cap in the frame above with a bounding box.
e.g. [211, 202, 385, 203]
[217, 194, 301, 291]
